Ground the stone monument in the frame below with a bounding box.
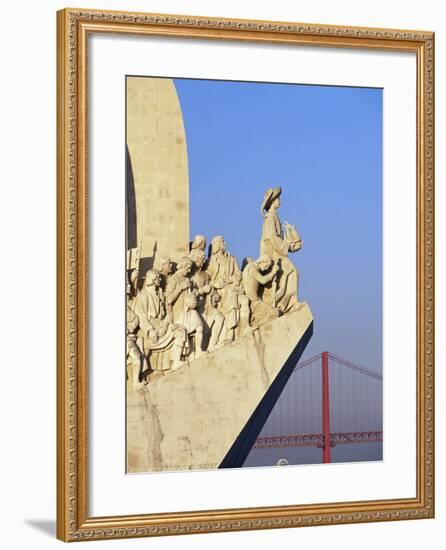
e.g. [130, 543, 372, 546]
[126, 77, 313, 472]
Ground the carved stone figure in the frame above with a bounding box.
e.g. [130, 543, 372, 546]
[126, 304, 148, 391]
[128, 268, 140, 299]
[207, 236, 241, 288]
[260, 187, 302, 313]
[177, 292, 206, 358]
[225, 271, 249, 341]
[190, 248, 212, 313]
[189, 248, 225, 348]
[206, 290, 225, 350]
[157, 255, 173, 292]
[126, 246, 141, 300]
[133, 270, 188, 371]
[238, 289, 251, 336]
[165, 257, 206, 356]
[165, 256, 194, 321]
[190, 234, 207, 252]
[207, 235, 242, 327]
[241, 257, 254, 271]
[242, 255, 280, 328]
[126, 187, 307, 382]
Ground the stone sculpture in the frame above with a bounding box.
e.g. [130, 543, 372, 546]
[190, 248, 212, 312]
[260, 187, 302, 313]
[133, 270, 188, 371]
[177, 292, 206, 359]
[126, 246, 141, 301]
[126, 304, 147, 392]
[166, 256, 206, 356]
[206, 290, 225, 351]
[190, 234, 207, 252]
[242, 255, 280, 328]
[207, 235, 242, 333]
[165, 257, 194, 319]
[190, 248, 225, 349]
[225, 271, 249, 341]
[126, 188, 303, 383]
[207, 235, 241, 291]
[156, 255, 173, 292]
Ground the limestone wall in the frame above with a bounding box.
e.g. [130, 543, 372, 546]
[126, 76, 190, 270]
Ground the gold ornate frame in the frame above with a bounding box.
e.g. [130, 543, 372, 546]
[57, 7, 435, 542]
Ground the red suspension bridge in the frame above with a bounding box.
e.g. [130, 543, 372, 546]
[253, 351, 383, 464]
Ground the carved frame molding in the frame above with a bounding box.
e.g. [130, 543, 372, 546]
[57, 7, 434, 542]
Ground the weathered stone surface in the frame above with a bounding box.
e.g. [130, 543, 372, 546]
[127, 303, 313, 473]
[126, 76, 190, 268]
[125, 79, 312, 473]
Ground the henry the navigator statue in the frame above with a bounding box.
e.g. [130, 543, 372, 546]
[260, 187, 302, 313]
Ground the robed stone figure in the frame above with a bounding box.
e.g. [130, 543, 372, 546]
[260, 187, 302, 313]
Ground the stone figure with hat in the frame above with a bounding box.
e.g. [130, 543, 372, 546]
[126, 187, 304, 385]
[260, 187, 302, 313]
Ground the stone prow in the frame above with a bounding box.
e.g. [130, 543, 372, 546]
[219, 318, 313, 468]
[127, 303, 313, 473]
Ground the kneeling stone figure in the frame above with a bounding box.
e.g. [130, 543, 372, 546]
[242, 255, 280, 328]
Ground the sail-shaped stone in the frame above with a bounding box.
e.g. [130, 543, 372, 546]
[126, 76, 190, 270]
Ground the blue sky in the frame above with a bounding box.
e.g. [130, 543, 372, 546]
[174, 78, 382, 373]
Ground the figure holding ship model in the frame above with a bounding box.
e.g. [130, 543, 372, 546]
[260, 187, 302, 313]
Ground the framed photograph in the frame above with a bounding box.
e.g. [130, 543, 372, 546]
[57, 7, 435, 542]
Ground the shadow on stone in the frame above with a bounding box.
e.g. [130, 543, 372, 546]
[126, 144, 137, 250]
